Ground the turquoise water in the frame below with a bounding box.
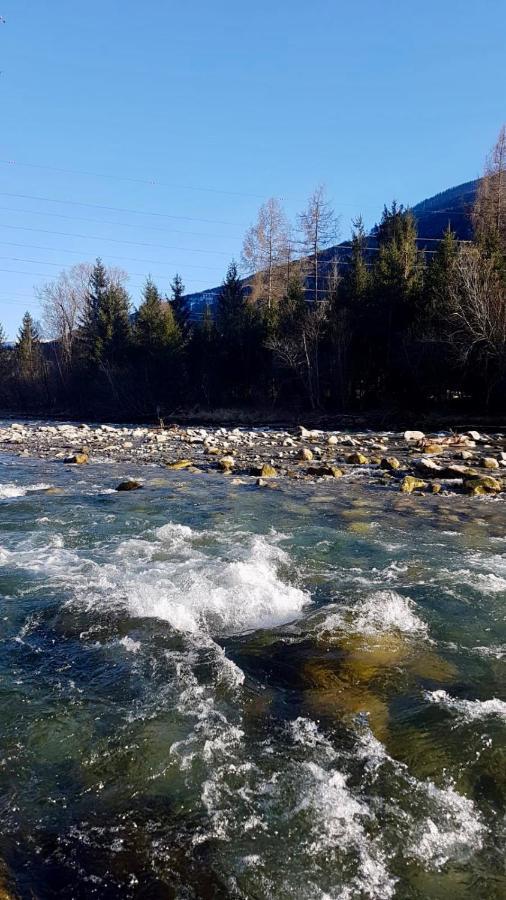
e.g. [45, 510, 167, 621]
[0, 452, 505, 899]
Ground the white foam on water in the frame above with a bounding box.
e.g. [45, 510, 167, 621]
[471, 644, 506, 659]
[406, 781, 484, 869]
[425, 689, 506, 722]
[294, 760, 396, 899]
[355, 724, 484, 871]
[0, 481, 52, 499]
[118, 636, 141, 654]
[0, 520, 310, 638]
[317, 590, 428, 639]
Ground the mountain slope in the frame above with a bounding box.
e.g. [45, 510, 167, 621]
[184, 179, 479, 316]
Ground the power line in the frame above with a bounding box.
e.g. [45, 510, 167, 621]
[0, 241, 225, 272]
[0, 255, 222, 284]
[0, 158, 266, 199]
[0, 222, 233, 256]
[0, 205, 239, 242]
[0, 191, 246, 228]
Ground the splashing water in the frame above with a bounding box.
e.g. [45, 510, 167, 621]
[0, 450, 505, 898]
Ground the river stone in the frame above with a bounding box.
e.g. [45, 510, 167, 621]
[307, 465, 344, 478]
[414, 458, 443, 477]
[166, 459, 193, 470]
[480, 457, 499, 469]
[464, 474, 502, 495]
[64, 452, 89, 464]
[379, 457, 401, 471]
[250, 463, 277, 477]
[346, 451, 368, 465]
[116, 480, 142, 491]
[404, 430, 425, 443]
[422, 443, 445, 455]
[400, 475, 428, 493]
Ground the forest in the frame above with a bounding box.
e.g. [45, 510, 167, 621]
[1, 127, 505, 421]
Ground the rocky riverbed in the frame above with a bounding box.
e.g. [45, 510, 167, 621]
[1, 419, 506, 496]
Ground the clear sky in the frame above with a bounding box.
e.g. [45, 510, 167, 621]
[0, 0, 504, 338]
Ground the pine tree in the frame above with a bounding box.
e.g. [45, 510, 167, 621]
[16, 312, 42, 380]
[96, 282, 131, 364]
[136, 277, 182, 356]
[343, 216, 370, 304]
[425, 226, 459, 328]
[80, 258, 108, 362]
[216, 262, 245, 338]
[170, 273, 189, 331]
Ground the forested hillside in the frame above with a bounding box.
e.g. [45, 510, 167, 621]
[1, 129, 505, 420]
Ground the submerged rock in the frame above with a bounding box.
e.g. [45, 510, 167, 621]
[64, 452, 88, 464]
[116, 480, 143, 491]
[307, 464, 344, 478]
[166, 459, 193, 470]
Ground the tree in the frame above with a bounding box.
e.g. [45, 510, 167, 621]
[170, 273, 189, 331]
[346, 217, 370, 302]
[79, 259, 131, 365]
[473, 125, 506, 257]
[298, 185, 339, 302]
[39, 262, 91, 375]
[16, 312, 42, 381]
[267, 275, 328, 408]
[216, 261, 245, 338]
[135, 278, 174, 353]
[97, 281, 131, 365]
[424, 225, 459, 330]
[447, 244, 506, 404]
[241, 197, 290, 309]
[79, 258, 109, 363]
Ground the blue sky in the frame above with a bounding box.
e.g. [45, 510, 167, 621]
[0, 0, 504, 338]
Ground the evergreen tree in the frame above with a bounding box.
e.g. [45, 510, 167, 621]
[342, 216, 370, 304]
[216, 262, 245, 338]
[0, 321, 10, 388]
[96, 281, 131, 364]
[80, 258, 108, 362]
[135, 278, 173, 353]
[170, 273, 189, 331]
[424, 226, 459, 330]
[16, 312, 42, 380]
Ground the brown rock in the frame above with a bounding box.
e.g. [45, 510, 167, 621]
[64, 452, 88, 464]
[346, 452, 368, 465]
[116, 480, 142, 491]
[400, 475, 428, 494]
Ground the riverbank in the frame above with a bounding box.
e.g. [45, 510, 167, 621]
[1, 419, 506, 496]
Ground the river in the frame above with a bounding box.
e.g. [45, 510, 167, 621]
[0, 450, 505, 898]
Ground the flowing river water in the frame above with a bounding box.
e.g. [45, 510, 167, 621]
[0, 450, 505, 898]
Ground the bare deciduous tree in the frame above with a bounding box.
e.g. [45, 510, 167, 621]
[38, 263, 92, 371]
[473, 124, 506, 250]
[241, 197, 290, 309]
[267, 300, 329, 408]
[298, 185, 339, 302]
[448, 245, 506, 401]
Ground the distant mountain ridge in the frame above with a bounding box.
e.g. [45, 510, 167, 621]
[183, 178, 479, 316]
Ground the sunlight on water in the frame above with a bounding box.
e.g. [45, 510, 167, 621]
[0, 452, 505, 898]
